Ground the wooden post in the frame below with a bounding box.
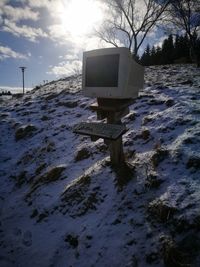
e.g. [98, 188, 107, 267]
[108, 138, 124, 165]
[106, 111, 124, 166]
[74, 98, 135, 166]
[90, 98, 134, 166]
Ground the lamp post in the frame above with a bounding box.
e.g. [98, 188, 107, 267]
[19, 66, 26, 95]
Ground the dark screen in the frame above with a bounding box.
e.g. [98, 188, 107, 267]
[85, 54, 119, 87]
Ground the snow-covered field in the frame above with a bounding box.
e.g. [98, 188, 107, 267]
[0, 65, 200, 267]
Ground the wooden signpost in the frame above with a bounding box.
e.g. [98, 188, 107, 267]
[74, 98, 134, 165]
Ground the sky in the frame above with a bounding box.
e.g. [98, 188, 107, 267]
[0, 0, 165, 92]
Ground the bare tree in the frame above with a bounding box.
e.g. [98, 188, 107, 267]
[96, 0, 170, 58]
[165, 0, 200, 66]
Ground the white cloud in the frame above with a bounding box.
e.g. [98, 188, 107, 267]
[0, 45, 28, 60]
[0, 1, 47, 42]
[2, 5, 39, 22]
[63, 54, 79, 61]
[48, 24, 70, 42]
[2, 19, 48, 42]
[27, 0, 64, 19]
[0, 0, 9, 8]
[48, 60, 82, 77]
[154, 35, 168, 48]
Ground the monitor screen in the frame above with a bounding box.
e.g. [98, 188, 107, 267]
[85, 54, 119, 87]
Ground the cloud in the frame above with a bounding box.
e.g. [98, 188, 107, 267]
[26, 0, 64, 19]
[48, 24, 70, 42]
[47, 60, 82, 77]
[0, 1, 47, 42]
[2, 19, 48, 42]
[0, 45, 28, 60]
[154, 35, 168, 48]
[0, 0, 9, 8]
[27, 0, 62, 9]
[2, 5, 39, 22]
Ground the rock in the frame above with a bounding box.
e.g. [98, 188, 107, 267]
[35, 163, 47, 175]
[142, 116, 153, 125]
[75, 147, 91, 161]
[180, 79, 193, 85]
[145, 174, 163, 189]
[165, 99, 175, 107]
[36, 211, 49, 222]
[161, 234, 199, 267]
[151, 148, 169, 167]
[141, 129, 150, 140]
[64, 234, 79, 248]
[12, 171, 27, 187]
[26, 166, 66, 199]
[148, 99, 165, 105]
[148, 199, 177, 222]
[15, 124, 37, 141]
[41, 115, 50, 121]
[124, 112, 136, 122]
[45, 93, 58, 101]
[59, 100, 78, 108]
[30, 209, 38, 218]
[32, 165, 65, 187]
[186, 156, 200, 170]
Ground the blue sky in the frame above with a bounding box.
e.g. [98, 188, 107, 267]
[0, 0, 107, 91]
[0, 0, 165, 92]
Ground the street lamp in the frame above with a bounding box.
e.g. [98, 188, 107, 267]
[19, 66, 27, 95]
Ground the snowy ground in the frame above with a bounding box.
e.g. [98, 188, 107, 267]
[0, 65, 200, 267]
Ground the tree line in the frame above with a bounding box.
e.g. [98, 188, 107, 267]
[140, 33, 200, 66]
[97, 0, 200, 67]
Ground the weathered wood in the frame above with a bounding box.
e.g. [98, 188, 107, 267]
[109, 137, 124, 165]
[90, 98, 134, 112]
[75, 98, 134, 166]
[73, 122, 127, 140]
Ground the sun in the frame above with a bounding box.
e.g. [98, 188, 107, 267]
[61, 0, 103, 37]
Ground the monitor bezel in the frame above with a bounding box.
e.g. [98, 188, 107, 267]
[82, 47, 130, 99]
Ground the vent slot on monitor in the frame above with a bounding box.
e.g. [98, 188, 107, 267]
[85, 54, 119, 87]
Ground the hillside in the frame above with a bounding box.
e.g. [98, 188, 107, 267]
[0, 65, 200, 267]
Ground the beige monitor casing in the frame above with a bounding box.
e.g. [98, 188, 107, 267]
[82, 47, 144, 99]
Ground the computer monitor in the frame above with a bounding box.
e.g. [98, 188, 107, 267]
[82, 47, 144, 99]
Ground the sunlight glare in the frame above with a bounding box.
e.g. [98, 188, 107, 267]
[61, 0, 103, 37]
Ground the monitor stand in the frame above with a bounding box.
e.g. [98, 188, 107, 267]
[74, 98, 134, 166]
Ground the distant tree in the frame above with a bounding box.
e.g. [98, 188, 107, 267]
[140, 44, 151, 66]
[174, 34, 190, 62]
[161, 34, 174, 64]
[140, 33, 192, 66]
[97, 0, 170, 59]
[150, 45, 156, 64]
[155, 46, 162, 65]
[165, 0, 200, 66]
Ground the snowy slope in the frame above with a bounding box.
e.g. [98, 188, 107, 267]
[0, 65, 200, 267]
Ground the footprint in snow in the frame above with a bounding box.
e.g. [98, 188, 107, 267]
[22, 231, 32, 247]
[13, 228, 22, 237]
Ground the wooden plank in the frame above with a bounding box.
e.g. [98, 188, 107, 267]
[73, 122, 127, 140]
[90, 98, 134, 112]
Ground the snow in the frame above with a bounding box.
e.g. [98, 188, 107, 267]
[0, 65, 200, 267]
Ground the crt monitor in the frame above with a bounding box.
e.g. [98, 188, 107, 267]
[82, 47, 144, 99]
